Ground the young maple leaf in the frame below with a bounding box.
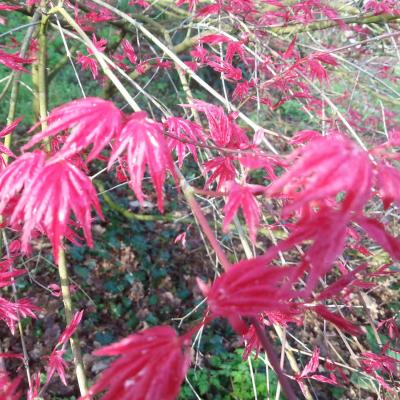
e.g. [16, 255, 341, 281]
[376, 162, 400, 209]
[197, 3, 222, 16]
[294, 348, 338, 396]
[206, 56, 243, 80]
[44, 349, 68, 386]
[108, 112, 174, 213]
[121, 39, 137, 64]
[0, 49, 33, 72]
[198, 34, 231, 45]
[0, 116, 23, 137]
[0, 297, 40, 334]
[23, 98, 122, 161]
[76, 53, 99, 79]
[0, 370, 21, 400]
[58, 310, 83, 346]
[201, 258, 299, 333]
[312, 305, 363, 336]
[0, 151, 46, 216]
[261, 207, 350, 294]
[354, 215, 400, 260]
[0, 259, 25, 289]
[89, 326, 191, 400]
[266, 134, 373, 215]
[223, 181, 262, 242]
[184, 100, 249, 148]
[10, 158, 103, 262]
[0, 3, 21, 10]
[164, 116, 205, 167]
[27, 373, 41, 400]
[204, 156, 236, 190]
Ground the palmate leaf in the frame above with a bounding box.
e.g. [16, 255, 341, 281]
[23, 98, 123, 161]
[108, 112, 174, 213]
[202, 258, 300, 332]
[223, 181, 262, 242]
[0, 49, 33, 72]
[267, 133, 373, 215]
[0, 370, 21, 400]
[90, 326, 191, 400]
[0, 151, 46, 215]
[0, 297, 40, 334]
[9, 158, 103, 262]
[165, 116, 204, 167]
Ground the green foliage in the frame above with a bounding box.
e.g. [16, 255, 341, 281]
[179, 350, 278, 400]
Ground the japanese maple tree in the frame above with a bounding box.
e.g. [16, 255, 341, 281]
[0, 0, 399, 399]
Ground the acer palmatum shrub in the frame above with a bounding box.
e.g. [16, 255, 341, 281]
[0, 0, 400, 399]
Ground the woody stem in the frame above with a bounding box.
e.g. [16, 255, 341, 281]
[57, 248, 88, 395]
[35, 5, 88, 394]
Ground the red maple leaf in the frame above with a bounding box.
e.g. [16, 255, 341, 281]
[9, 158, 103, 262]
[223, 181, 262, 242]
[44, 349, 68, 386]
[108, 112, 174, 212]
[58, 310, 83, 346]
[267, 133, 373, 215]
[0, 259, 25, 289]
[184, 100, 249, 148]
[202, 258, 299, 332]
[312, 305, 363, 336]
[0, 370, 21, 400]
[23, 98, 123, 161]
[0, 49, 33, 72]
[0, 297, 40, 334]
[204, 156, 236, 190]
[89, 326, 191, 400]
[0, 151, 46, 216]
[165, 116, 204, 167]
[121, 39, 137, 64]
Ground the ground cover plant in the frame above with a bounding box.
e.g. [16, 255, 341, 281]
[0, 0, 400, 399]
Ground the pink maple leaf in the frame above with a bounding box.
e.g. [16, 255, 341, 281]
[89, 326, 191, 400]
[289, 130, 321, 145]
[45, 349, 68, 386]
[0, 259, 25, 289]
[165, 116, 204, 167]
[121, 39, 137, 64]
[88, 34, 107, 55]
[129, 0, 151, 7]
[376, 162, 400, 209]
[0, 49, 33, 72]
[185, 100, 249, 148]
[58, 310, 83, 346]
[0, 3, 21, 10]
[198, 34, 231, 45]
[312, 305, 363, 336]
[108, 112, 174, 212]
[0, 151, 46, 216]
[197, 3, 222, 16]
[232, 80, 254, 101]
[204, 156, 236, 190]
[207, 56, 243, 81]
[9, 158, 103, 262]
[76, 53, 99, 79]
[266, 134, 373, 215]
[202, 258, 299, 332]
[23, 98, 123, 161]
[0, 370, 21, 400]
[354, 215, 400, 260]
[0, 297, 40, 334]
[223, 181, 262, 242]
